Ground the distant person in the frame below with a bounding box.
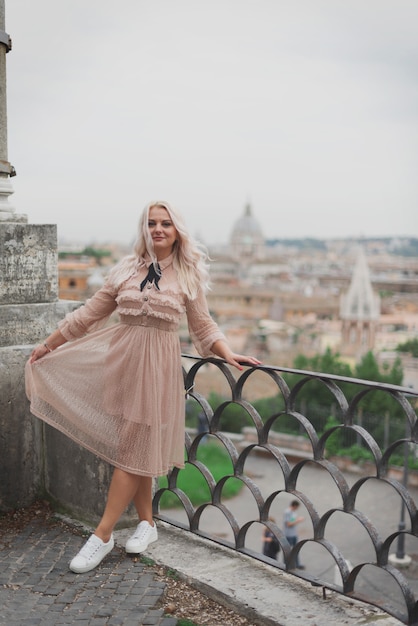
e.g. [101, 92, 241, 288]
[262, 517, 280, 559]
[283, 500, 305, 569]
[26, 200, 261, 574]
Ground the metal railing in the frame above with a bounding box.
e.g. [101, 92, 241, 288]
[153, 356, 418, 625]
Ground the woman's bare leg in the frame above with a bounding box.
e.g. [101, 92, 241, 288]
[95, 468, 143, 542]
[123, 475, 157, 554]
[132, 475, 154, 525]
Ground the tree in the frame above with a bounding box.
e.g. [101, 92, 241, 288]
[396, 338, 418, 358]
[82, 247, 112, 265]
[282, 348, 354, 433]
[282, 349, 405, 447]
[352, 351, 405, 446]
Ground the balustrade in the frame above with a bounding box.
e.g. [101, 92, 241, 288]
[154, 356, 418, 625]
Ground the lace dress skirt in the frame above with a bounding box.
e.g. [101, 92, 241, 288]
[25, 314, 185, 477]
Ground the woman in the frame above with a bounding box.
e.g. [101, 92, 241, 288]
[26, 200, 261, 574]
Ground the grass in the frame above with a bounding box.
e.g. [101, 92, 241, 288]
[158, 439, 243, 508]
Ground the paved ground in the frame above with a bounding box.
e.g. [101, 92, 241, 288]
[0, 510, 403, 626]
[0, 517, 177, 626]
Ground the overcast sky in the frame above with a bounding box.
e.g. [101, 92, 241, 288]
[5, 0, 418, 245]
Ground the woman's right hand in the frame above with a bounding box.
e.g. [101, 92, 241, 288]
[29, 330, 67, 363]
[29, 343, 52, 363]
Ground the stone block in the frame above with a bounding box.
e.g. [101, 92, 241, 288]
[0, 301, 82, 347]
[0, 223, 58, 304]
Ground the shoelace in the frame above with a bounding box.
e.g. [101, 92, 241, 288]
[78, 537, 102, 560]
[132, 524, 151, 540]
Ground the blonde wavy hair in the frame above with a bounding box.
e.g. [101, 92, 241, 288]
[108, 201, 210, 299]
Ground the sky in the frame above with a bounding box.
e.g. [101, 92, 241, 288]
[4, 0, 418, 245]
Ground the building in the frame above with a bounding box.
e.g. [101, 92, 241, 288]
[230, 202, 265, 262]
[340, 248, 380, 358]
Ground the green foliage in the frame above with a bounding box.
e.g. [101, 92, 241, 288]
[185, 398, 203, 428]
[165, 567, 179, 579]
[327, 443, 418, 471]
[281, 348, 353, 432]
[389, 450, 418, 470]
[321, 416, 343, 458]
[81, 246, 112, 259]
[58, 247, 112, 262]
[281, 349, 405, 444]
[354, 351, 403, 386]
[350, 352, 405, 446]
[336, 444, 374, 463]
[195, 349, 410, 471]
[396, 338, 418, 358]
[253, 395, 285, 420]
[207, 392, 253, 433]
[293, 347, 353, 378]
[158, 440, 243, 508]
[379, 290, 394, 298]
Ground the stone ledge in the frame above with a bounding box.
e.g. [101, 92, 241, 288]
[114, 521, 403, 626]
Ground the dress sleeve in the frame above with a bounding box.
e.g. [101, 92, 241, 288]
[58, 281, 118, 341]
[185, 288, 226, 357]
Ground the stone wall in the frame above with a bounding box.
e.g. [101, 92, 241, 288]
[0, 221, 132, 526]
[0, 346, 43, 509]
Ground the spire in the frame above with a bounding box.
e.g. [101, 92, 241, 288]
[340, 248, 380, 321]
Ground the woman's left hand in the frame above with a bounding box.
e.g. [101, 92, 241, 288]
[224, 353, 262, 371]
[211, 340, 262, 371]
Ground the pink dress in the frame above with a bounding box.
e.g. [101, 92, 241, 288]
[25, 253, 225, 477]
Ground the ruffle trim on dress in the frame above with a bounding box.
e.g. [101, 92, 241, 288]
[117, 307, 181, 324]
[116, 292, 185, 313]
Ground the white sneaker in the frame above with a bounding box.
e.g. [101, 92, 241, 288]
[70, 534, 114, 573]
[125, 521, 158, 554]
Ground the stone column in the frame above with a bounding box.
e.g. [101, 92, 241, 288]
[0, 0, 26, 222]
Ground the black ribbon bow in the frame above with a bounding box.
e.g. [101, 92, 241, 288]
[140, 263, 161, 291]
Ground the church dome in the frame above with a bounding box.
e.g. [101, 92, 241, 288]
[231, 203, 263, 240]
[230, 203, 265, 260]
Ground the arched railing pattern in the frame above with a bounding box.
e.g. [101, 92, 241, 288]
[153, 356, 418, 625]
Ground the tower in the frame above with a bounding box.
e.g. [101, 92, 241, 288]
[340, 247, 380, 358]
